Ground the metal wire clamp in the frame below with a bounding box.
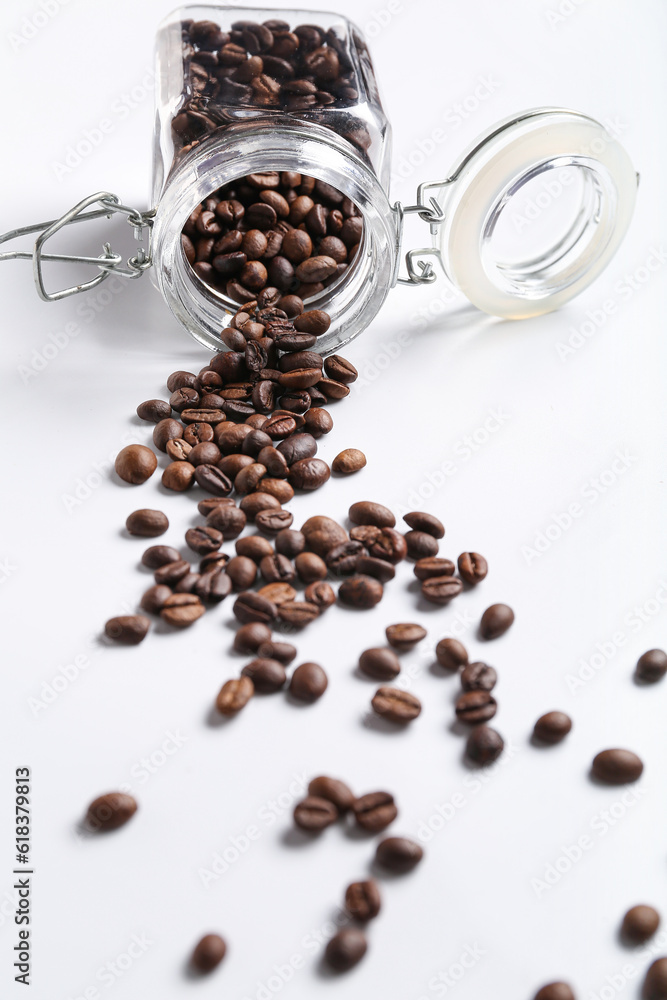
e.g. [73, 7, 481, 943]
[395, 181, 449, 286]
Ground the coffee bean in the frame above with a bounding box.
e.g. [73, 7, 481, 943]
[466, 725, 504, 764]
[233, 591, 278, 624]
[294, 309, 330, 334]
[533, 711, 572, 744]
[289, 661, 328, 701]
[332, 448, 366, 474]
[591, 748, 643, 784]
[643, 959, 667, 999]
[374, 836, 423, 872]
[255, 508, 293, 533]
[414, 557, 455, 581]
[182, 407, 226, 425]
[140, 584, 172, 614]
[241, 657, 286, 692]
[86, 792, 138, 831]
[308, 776, 354, 812]
[233, 621, 272, 653]
[301, 515, 347, 556]
[235, 536, 274, 563]
[240, 492, 281, 522]
[288, 457, 330, 490]
[317, 377, 350, 400]
[304, 580, 336, 609]
[458, 551, 488, 585]
[174, 571, 201, 594]
[206, 505, 247, 538]
[142, 544, 181, 570]
[405, 530, 439, 560]
[115, 445, 157, 485]
[153, 418, 184, 452]
[533, 984, 575, 1000]
[636, 648, 667, 682]
[326, 540, 367, 575]
[104, 615, 150, 644]
[136, 399, 172, 422]
[372, 686, 421, 723]
[353, 791, 397, 832]
[403, 511, 445, 538]
[199, 497, 235, 517]
[479, 603, 514, 639]
[162, 461, 196, 491]
[303, 407, 333, 437]
[435, 637, 468, 670]
[325, 929, 368, 971]
[166, 438, 193, 462]
[278, 601, 320, 628]
[354, 555, 394, 582]
[257, 640, 296, 664]
[259, 553, 295, 585]
[344, 879, 381, 922]
[185, 526, 223, 555]
[125, 509, 169, 537]
[385, 623, 427, 651]
[348, 501, 395, 528]
[621, 904, 660, 944]
[455, 690, 497, 724]
[216, 676, 254, 715]
[422, 576, 462, 605]
[199, 550, 229, 573]
[191, 933, 227, 973]
[294, 795, 338, 831]
[338, 574, 383, 609]
[359, 648, 400, 681]
[461, 662, 497, 692]
[324, 355, 358, 384]
[160, 593, 205, 627]
[226, 555, 258, 590]
[195, 568, 232, 603]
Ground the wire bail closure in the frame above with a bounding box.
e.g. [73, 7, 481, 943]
[395, 180, 449, 286]
[0, 192, 154, 301]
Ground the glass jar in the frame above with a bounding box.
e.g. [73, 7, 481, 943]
[0, 5, 639, 357]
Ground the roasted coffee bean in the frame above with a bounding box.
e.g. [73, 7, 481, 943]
[189, 442, 222, 466]
[185, 526, 223, 555]
[191, 934, 227, 974]
[372, 686, 421, 723]
[86, 792, 138, 831]
[199, 550, 229, 572]
[137, 399, 172, 423]
[216, 676, 254, 716]
[257, 640, 296, 664]
[455, 690, 497, 724]
[359, 647, 400, 681]
[533, 711, 572, 744]
[256, 508, 293, 533]
[591, 748, 643, 784]
[374, 836, 423, 872]
[195, 568, 232, 603]
[621, 904, 660, 944]
[403, 511, 445, 538]
[289, 661, 328, 701]
[636, 648, 667, 682]
[305, 580, 336, 609]
[241, 657, 286, 692]
[303, 407, 333, 437]
[104, 615, 150, 645]
[461, 662, 497, 692]
[642, 959, 667, 999]
[240, 492, 281, 521]
[170, 386, 200, 411]
[332, 448, 366, 475]
[235, 536, 274, 563]
[414, 557, 455, 580]
[162, 461, 196, 492]
[294, 795, 338, 831]
[467, 725, 504, 764]
[125, 509, 169, 537]
[259, 553, 295, 584]
[325, 929, 367, 972]
[326, 540, 367, 575]
[257, 446, 289, 478]
[175, 572, 202, 594]
[405, 530, 439, 560]
[458, 551, 488, 585]
[339, 574, 383, 609]
[435, 637, 468, 670]
[115, 445, 157, 485]
[154, 559, 190, 586]
[206, 505, 247, 538]
[474, 597, 515, 637]
[348, 501, 395, 528]
[278, 601, 319, 628]
[308, 776, 354, 812]
[142, 544, 181, 569]
[275, 528, 305, 558]
[235, 463, 267, 494]
[278, 349, 323, 374]
[385, 623, 427, 651]
[277, 431, 317, 464]
[367, 527, 407, 564]
[199, 496, 235, 517]
[323, 355, 358, 384]
[316, 377, 350, 400]
[351, 528, 381, 550]
[167, 370, 198, 392]
[257, 581, 297, 604]
[140, 584, 172, 614]
[166, 438, 193, 461]
[344, 879, 381, 922]
[216, 422, 252, 453]
[422, 576, 463, 605]
[292, 551, 325, 583]
[355, 555, 395, 582]
[353, 791, 397, 832]
[233, 591, 277, 624]
[160, 593, 205, 627]
[233, 621, 272, 653]
[301, 515, 347, 556]
[533, 984, 576, 1000]
[226, 555, 258, 590]
[288, 457, 330, 490]
[184, 421, 216, 445]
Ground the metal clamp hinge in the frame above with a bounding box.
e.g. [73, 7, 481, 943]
[395, 179, 449, 286]
[0, 192, 155, 302]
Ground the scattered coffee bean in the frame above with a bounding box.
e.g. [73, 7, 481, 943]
[405, 530, 439, 560]
[455, 690, 497, 724]
[591, 748, 643, 784]
[185, 526, 223, 554]
[162, 461, 196, 491]
[344, 879, 381, 921]
[422, 576, 462, 605]
[115, 444, 157, 485]
[294, 795, 338, 831]
[277, 600, 320, 628]
[241, 657, 286, 692]
[348, 501, 395, 528]
[353, 791, 397, 832]
[332, 448, 366, 474]
[160, 593, 205, 627]
[257, 640, 296, 664]
[414, 557, 455, 581]
[125, 509, 169, 537]
[533, 984, 576, 1000]
[294, 551, 327, 583]
[308, 776, 355, 812]
[466, 725, 504, 764]
[636, 648, 667, 683]
[324, 929, 368, 972]
[621, 904, 660, 944]
[371, 686, 421, 723]
[154, 559, 190, 586]
[479, 603, 514, 639]
[385, 623, 427, 651]
[86, 792, 138, 831]
[196, 567, 232, 603]
[141, 544, 181, 569]
[140, 584, 172, 614]
[104, 615, 150, 645]
[461, 662, 497, 692]
[227, 555, 258, 590]
[642, 959, 667, 1000]
[289, 661, 328, 701]
[233, 591, 277, 624]
[435, 637, 469, 670]
[190, 933, 227, 974]
[338, 574, 383, 609]
[458, 551, 488, 584]
[533, 711, 572, 744]
[305, 580, 336, 609]
[301, 515, 347, 556]
[137, 399, 172, 422]
[355, 555, 395, 582]
[358, 647, 400, 681]
[216, 676, 254, 716]
[374, 836, 423, 872]
[403, 511, 444, 538]
[233, 622, 272, 653]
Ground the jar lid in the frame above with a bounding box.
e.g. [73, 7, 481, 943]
[432, 109, 638, 318]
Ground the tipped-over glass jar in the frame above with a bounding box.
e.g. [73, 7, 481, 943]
[0, 5, 639, 356]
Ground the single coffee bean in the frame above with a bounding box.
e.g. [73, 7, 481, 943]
[405, 530, 439, 560]
[480, 603, 515, 639]
[140, 584, 172, 614]
[235, 536, 274, 563]
[289, 661, 328, 701]
[154, 559, 190, 586]
[162, 461, 196, 492]
[385, 623, 427, 651]
[191, 933, 227, 973]
[368, 527, 407, 565]
[233, 591, 278, 624]
[185, 526, 223, 555]
[305, 580, 336, 610]
[294, 309, 331, 334]
[353, 791, 397, 832]
[422, 576, 463, 605]
[636, 648, 667, 682]
[199, 550, 229, 572]
[533, 711, 572, 744]
[125, 509, 169, 537]
[255, 508, 293, 533]
[403, 511, 445, 538]
[170, 386, 200, 411]
[332, 448, 366, 475]
[338, 574, 383, 609]
[216, 676, 254, 716]
[455, 690, 497, 724]
[301, 514, 347, 556]
[241, 657, 286, 692]
[233, 622, 272, 653]
[195, 568, 232, 603]
[326, 540, 367, 575]
[458, 551, 488, 585]
[278, 601, 320, 628]
[643, 959, 667, 999]
[461, 662, 497, 692]
[86, 792, 137, 831]
[621, 904, 660, 944]
[160, 593, 205, 628]
[303, 407, 333, 437]
[435, 637, 468, 670]
[194, 462, 232, 495]
[355, 555, 395, 582]
[348, 500, 395, 528]
[104, 615, 150, 645]
[226, 556, 258, 590]
[259, 553, 296, 585]
[136, 399, 172, 422]
[142, 544, 181, 569]
[323, 355, 358, 384]
[153, 417, 184, 452]
[276, 431, 318, 463]
[115, 445, 157, 485]
[166, 370, 197, 392]
[166, 438, 193, 461]
[372, 686, 421, 723]
[288, 457, 330, 490]
[358, 647, 400, 681]
[199, 496, 235, 517]
[414, 557, 455, 581]
[345, 879, 381, 922]
[325, 929, 367, 972]
[591, 748, 643, 784]
[466, 725, 504, 764]
[294, 795, 338, 831]
[260, 478, 295, 504]
[257, 640, 296, 664]
[374, 836, 423, 872]
[240, 492, 281, 521]
[175, 572, 201, 595]
[206, 505, 247, 538]
[533, 984, 576, 1000]
[308, 776, 354, 812]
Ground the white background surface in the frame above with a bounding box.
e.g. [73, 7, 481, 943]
[1, 2, 667, 999]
